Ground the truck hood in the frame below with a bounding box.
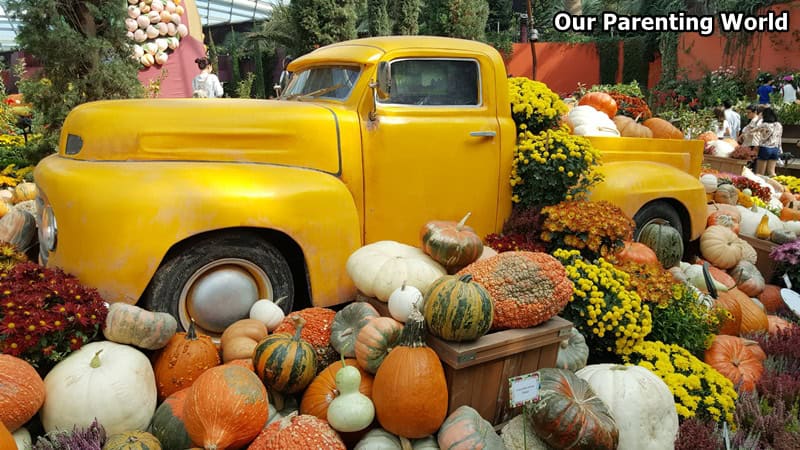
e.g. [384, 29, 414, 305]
[58, 99, 343, 174]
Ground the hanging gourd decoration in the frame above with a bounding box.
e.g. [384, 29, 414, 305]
[371, 309, 448, 439]
[422, 274, 493, 342]
[420, 212, 484, 270]
[326, 359, 375, 433]
[387, 281, 424, 323]
[253, 315, 318, 394]
[152, 319, 221, 401]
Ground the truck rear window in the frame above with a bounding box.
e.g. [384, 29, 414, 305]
[380, 59, 480, 106]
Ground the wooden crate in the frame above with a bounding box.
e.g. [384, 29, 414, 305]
[702, 155, 748, 175]
[361, 295, 572, 425]
[739, 234, 779, 283]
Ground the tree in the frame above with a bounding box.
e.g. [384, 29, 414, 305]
[290, 0, 358, 55]
[392, 0, 421, 35]
[7, 0, 143, 151]
[485, 0, 515, 53]
[367, 0, 390, 36]
[422, 0, 490, 41]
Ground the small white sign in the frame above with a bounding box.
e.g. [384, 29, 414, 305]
[509, 372, 540, 408]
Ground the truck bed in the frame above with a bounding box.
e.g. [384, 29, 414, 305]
[586, 136, 704, 178]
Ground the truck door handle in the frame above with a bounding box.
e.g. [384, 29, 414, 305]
[470, 131, 496, 137]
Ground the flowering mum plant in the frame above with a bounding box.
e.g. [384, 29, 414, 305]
[624, 340, 738, 424]
[607, 92, 652, 120]
[647, 283, 722, 358]
[553, 248, 652, 360]
[510, 128, 603, 208]
[0, 262, 108, 368]
[484, 206, 548, 253]
[727, 176, 771, 202]
[0, 241, 28, 272]
[508, 77, 568, 133]
[541, 200, 635, 260]
[770, 240, 800, 291]
[611, 259, 676, 306]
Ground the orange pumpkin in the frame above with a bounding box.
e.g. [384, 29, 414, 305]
[372, 309, 448, 439]
[300, 359, 373, 420]
[780, 207, 800, 222]
[0, 354, 45, 432]
[612, 116, 652, 138]
[643, 118, 684, 139]
[758, 285, 785, 313]
[420, 212, 484, 270]
[714, 290, 743, 336]
[184, 365, 269, 449]
[732, 288, 768, 335]
[248, 413, 345, 450]
[220, 318, 268, 363]
[153, 320, 221, 401]
[706, 203, 742, 222]
[767, 315, 795, 335]
[779, 191, 795, 207]
[704, 335, 764, 392]
[615, 241, 659, 266]
[578, 92, 618, 119]
[0, 421, 17, 450]
[698, 131, 718, 143]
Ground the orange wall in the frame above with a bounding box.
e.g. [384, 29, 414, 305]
[505, 1, 800, 93]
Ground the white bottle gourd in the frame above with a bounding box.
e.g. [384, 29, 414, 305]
[326, 362, 375, 432]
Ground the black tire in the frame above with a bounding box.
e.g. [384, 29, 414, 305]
[142, 232, 294, 332]
[633, 201, 685, 242]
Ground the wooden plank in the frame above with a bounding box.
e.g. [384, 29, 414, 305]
[444, 364, 475, 415]
[471, 359, 505, 420]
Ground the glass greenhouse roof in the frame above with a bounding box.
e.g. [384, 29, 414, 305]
[0, 0, 273, 51]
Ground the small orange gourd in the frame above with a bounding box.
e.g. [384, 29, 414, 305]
[153, 319, 221, 401]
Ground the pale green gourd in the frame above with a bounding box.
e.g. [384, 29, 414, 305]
[326, 360, 375, 432]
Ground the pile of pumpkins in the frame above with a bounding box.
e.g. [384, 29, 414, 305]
[0, 182, 39, 252]
[563, 92, 685, 139]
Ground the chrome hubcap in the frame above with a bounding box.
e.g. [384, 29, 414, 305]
[179, 258, 273, 334]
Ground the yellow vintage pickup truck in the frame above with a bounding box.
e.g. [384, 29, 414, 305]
[34, 36, 706, 334]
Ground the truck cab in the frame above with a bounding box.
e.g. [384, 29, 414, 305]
[34, 36, 705, 335]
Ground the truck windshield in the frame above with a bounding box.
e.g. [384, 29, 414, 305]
[283, 65, 361, 100]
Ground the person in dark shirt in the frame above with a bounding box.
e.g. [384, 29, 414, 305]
[757, 78, 775, 104]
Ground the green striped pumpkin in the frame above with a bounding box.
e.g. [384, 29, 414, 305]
[638, 219, 684, 268]
[148, 388, 192, 450]
[420, 212, 484, 269]
[422, 274, 493, 342]
[354, 317, 404, 374]
[437, 405, 505, 449]
[253, 315, 317, 394]
[102, 431, 161, 450]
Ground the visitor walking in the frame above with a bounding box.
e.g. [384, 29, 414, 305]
[723, 100, 741, 139]
[713, 106, 733, 138]
[757, 77, 775, 105]
[192, 57, 224, 99]
[781, 75, 797, 104]
[752, 107, 783, 177]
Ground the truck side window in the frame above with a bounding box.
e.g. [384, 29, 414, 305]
[380, 59, 480, 106]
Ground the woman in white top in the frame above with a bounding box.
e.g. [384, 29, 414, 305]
[782, 76, 797, 104]
[753, 107, 782, 177]
[713, 106, 732, 138]
[192, 57, 224, 98]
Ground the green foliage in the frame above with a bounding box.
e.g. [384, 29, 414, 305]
[699, 66, 749, 108]
[391, 0, 421, 35]
[7, 0, 144, 154]
[580, 81, 644, 98]
[236, 72, 256, 99]
[776, 102, 800, 126]
[422, 0, 490, 41]
[621, 35, 649, 85]
[367, 0, 390, 36]
[647, 284, 721, 358]
[596, 39, 619, 85]
[289, 0, 358, 55]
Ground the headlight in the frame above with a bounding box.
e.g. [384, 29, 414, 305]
[39, 204, 57, 252]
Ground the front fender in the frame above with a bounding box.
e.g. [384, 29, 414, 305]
[35, 156, 360, 306]
[589, 161, 707, 240]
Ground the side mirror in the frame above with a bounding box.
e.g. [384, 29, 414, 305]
[376, 61, 391, 100]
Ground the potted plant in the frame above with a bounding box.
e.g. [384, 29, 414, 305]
[776, 102, 800, 139]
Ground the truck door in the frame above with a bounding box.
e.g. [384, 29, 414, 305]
[360, 57, 501, 246]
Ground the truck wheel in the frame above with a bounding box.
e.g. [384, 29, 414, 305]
[632, 201, 685, 242]
[142, 233, 294, 335]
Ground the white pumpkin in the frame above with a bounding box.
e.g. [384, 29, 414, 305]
[736, 205, 782, 238]
[706, 140, 735, 157]
[568, 105, 618, 136]
[784, 221, 800, 234]
[40, 341, 157, 436]
[576, 364, 678, 450]
[387, 281, 424, 323]
[681, 263, 729, 293]
[700, 174, 718, 193]
[12, 427, 31, 450]
[346, 241, 446, 302]
[249, 298, 285, 331]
